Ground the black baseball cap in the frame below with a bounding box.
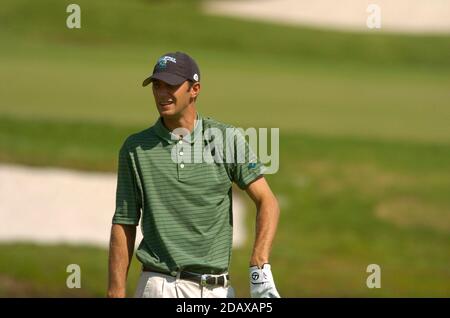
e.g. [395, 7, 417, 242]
[142, 52, 200, 87]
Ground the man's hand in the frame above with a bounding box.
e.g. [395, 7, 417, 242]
[249, 264, 280, 298]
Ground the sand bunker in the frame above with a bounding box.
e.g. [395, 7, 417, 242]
[205, 0, 450, 34]
[0, 164, 247, 248]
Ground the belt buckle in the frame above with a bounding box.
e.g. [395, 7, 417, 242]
[200, 274, 208, 287]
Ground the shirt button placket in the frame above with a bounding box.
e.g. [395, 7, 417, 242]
[176, 139, 183, 180]
[178, 140, 185, 179]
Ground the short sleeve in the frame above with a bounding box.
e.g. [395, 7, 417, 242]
[112, 143, 142, 225]
[226, 128, 265, 190]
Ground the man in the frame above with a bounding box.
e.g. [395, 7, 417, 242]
[107, 52, 280, 298]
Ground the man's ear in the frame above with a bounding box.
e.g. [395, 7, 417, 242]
[191, 82, 201, 98]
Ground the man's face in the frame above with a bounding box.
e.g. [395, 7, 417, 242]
[151, 79, 197, 117]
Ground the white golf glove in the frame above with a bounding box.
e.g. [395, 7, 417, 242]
[249, 263, 281, 298]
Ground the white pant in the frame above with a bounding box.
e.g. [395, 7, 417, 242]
[134, 271, 235, 298]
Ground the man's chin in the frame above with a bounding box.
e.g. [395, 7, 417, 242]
[157, 103, 172, 112]
[159, 108, 178, 118]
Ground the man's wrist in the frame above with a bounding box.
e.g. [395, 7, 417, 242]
[250, 256, 269, 268]
[107, 291, 126, 298]
[107, 287, 126, 298]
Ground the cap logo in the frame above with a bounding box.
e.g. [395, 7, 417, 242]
[193, 73, 199, 81]
[156, 56, 177, 70]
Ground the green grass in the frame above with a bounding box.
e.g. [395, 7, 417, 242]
[0, 116, 131, 171]
[1, 0, 449, 67]
[0, 0, 449, 297]
[0, 243, 141, 297]
[0, 0, 449, 143]
[1, 41, 449, 143]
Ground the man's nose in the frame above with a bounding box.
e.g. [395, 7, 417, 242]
[157, 88, 170, 98]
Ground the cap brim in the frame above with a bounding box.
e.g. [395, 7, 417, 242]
[142, 72, 186, 87]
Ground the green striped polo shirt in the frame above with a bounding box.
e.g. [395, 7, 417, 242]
[112, 113, 264, 275]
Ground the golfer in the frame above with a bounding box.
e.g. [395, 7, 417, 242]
[107, 52, 280, 298]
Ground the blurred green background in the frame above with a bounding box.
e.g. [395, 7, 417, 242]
[0, 0, 449, 297]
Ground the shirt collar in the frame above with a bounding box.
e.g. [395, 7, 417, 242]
[154, 112, 203, 145]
